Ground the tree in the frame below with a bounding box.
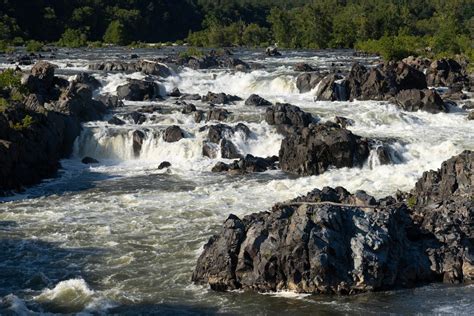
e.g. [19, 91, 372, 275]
[103, 20, 129, 45]
[58, 29, 88, 48]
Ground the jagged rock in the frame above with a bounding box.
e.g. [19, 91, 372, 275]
[202, 123, 249, 159]
[123, 111, 146, 124]
[53, 81, 106, 122]
[468, 111, 474, 120]
[187, 56, 219, 70]
[245, 94, 272, 107]
[395, 89, 447, 113]
[81, 157, 99, 164]
[117, 79, 162, 101]
[202, 92, 242, 105]
[315, 74, 348, 101]
[89, 60, 171, 77]
[158, 161, 171, 169]
[346, 62, 427, 101]
[181, 103, 197, 114]
[426, 59, 468, 88]
[402, 56, 431, 72]
[279, 122, 370, 176]
[294, 63, 316, 72]
[296, 72, 324, 93]
[193, 151, 474, 293]
[96, 94, 124, 109]
[334, 116, 354, 128]
[265, 103, 314, 128]
[221, 139, 242, 159]
[107, 116, 126, 125]
[194, 110, 204, 123]
[22, 61, 56, 94]
[207, 108, 230, 122]
[163, 125, 184, 143]
[266, 46, 281, 57]
[169, 87, 181, 97]
[132, 130, 145, 157]
[74, 73, 101, 91]
[211, 155, 278, 174]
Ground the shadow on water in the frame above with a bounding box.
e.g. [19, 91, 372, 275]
[0, 238, 106, 297]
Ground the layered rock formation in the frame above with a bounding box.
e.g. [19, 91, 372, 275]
[193, 150, 473, 294]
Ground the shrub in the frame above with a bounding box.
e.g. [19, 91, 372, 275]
[407, 196, 417, 208]
[0, 97, 9, 112]
[103, 20, 129, 45]
[58, 28, 88, 48]
[242, 23, 270, 47]
[0, 40, 15, 53]
[179, 47, 204, 59]
[11, 115, 34, 131]
[0, 69, 22, 90]
[26, 40, 44, 52]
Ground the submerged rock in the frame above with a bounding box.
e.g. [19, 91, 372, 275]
[158, 161, 172, 169]
[81, 157, 99, 164]
[211, 155, 278, 174]
[193, 150, 473, 294]
[202, 92, 242, 105]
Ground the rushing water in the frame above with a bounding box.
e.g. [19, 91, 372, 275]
[0, 48, 473, 315]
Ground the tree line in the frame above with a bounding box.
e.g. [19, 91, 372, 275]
[0, 0, 473, 62]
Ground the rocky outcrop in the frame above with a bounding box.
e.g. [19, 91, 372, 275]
[315, 74, 348, 101]
[89, 60, 172, 77]
[279, 122, 370, 176]
[294, 63, 316, 72]
[296, 72, 324, 93]
[211, 155, 278, 174]
[0, 62, 110, 194]
[265, 103, 314, 128]
[206, 108, 230, 122]
[193, 151, 473, 293]
[245, 94, 272, 107]
[346, 61, 427, 101]
[426, 59, 469, 88]
[116, 79, 162, 101]
[395, 89, 447, 113]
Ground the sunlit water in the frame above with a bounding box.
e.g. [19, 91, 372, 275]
[0, 48, 473, 315]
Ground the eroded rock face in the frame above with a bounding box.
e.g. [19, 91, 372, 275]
[426, 59, 469, 88]
[202, 123, 250, 159]
[296, 72, 324, 93]
[245, 94, 272, 107]
[89, 60, 172, 77]
[315, 74, 348, 101]
[163, 125, 184, 143]
[395, 89, 447, 113]
[193, 151, 473, 294]
[279, 122, 370, 176]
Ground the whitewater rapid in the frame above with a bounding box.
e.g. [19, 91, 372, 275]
[0, 48, 473, 314]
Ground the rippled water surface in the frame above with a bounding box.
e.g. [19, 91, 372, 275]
[0, 48, 473, 315]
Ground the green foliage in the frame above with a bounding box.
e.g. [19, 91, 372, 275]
[26, 40, 44, 52]
[355, 35, 425, 61]
[11, 115, 34, 131]
[0, 40, 15, 54]
[0, 69, 22, 90]
[242, 24, 270, 47]
[103, 20, 129, 45]
[407, 196, 417, 208]
[0, 98, 9, 112]
[179, 47, 205, 59]
[58, 29, 88, 48]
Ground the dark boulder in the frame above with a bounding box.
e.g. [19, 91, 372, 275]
[107, 116, 126, 125]
[296, 72, 324, 93]
[123, 111, 146, 124]
[193, 151, 474, 293]
[74, 73, 101, 91]
[315, 74, 348, 101]
[194, 110, 205, 123]
[202, 92, 242, 105]
[294, 63, 316, 72]
[279, 123, 370, 176]
[468, 111, 474, 120]
[169, 87, 182, 97]
[89, 60, 171, 77]
[22, 61, 56, 94]
[265, 103, 314, 128]
[266, 46, 281, 57]
[96, 94, 124, 109]
[334, 116, 354, 128]
[211, 154, 278, 174]
[180, 93, 202, 101]
[426, 58, 468, 88]
[181, 103, 197, 114]
[158, 161, 171, 169]
[395, 89, 447, 113]
[117, 79, 162, 101]
[163, 125, 184, 143]
[81, 157, 99, 164]
[245, 94, 272, 107]
[206, 108, 230, 122]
